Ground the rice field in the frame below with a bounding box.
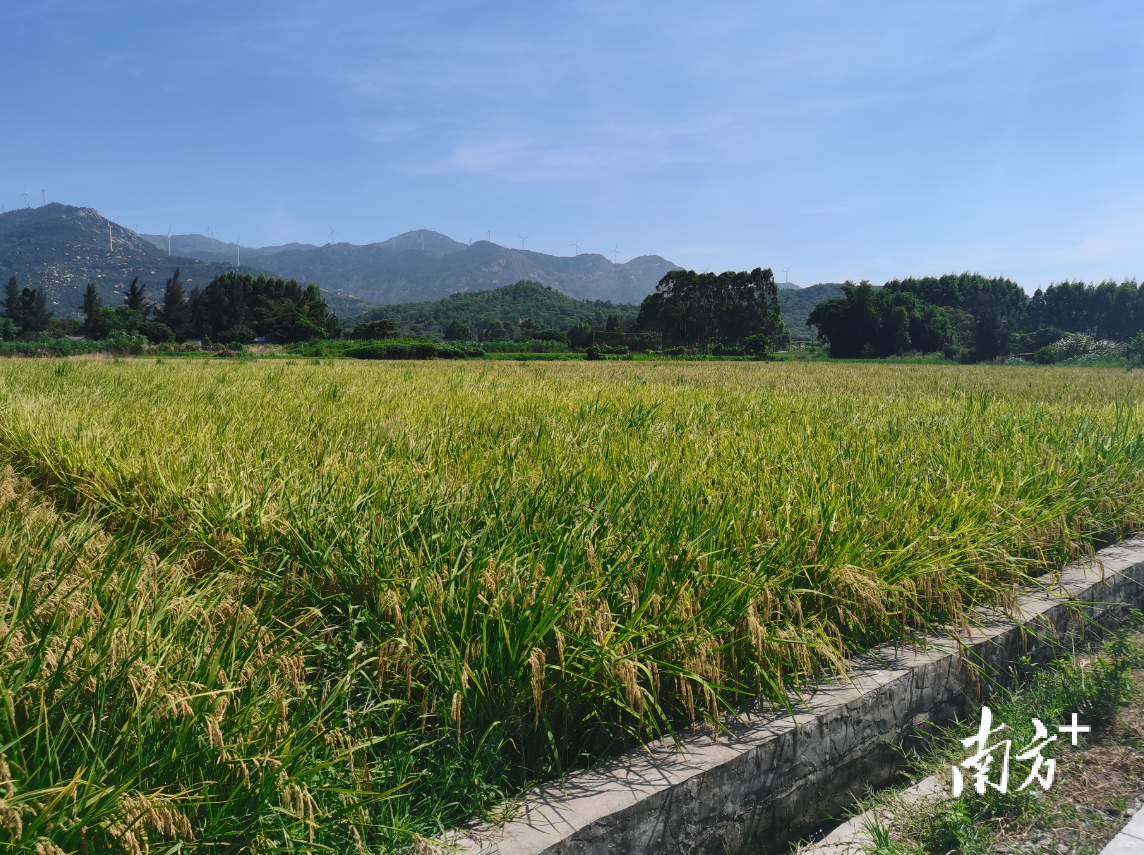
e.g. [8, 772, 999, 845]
[1, 358, 1143, 852]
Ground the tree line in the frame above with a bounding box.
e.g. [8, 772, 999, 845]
[2, 271, 339, 345]
[359, 267, 791, 355]
[805, 273, 1144, 360]
[632, 267, 789, 352]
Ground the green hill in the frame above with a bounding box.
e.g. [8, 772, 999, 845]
[0, 205, 371, 318]
[350, 280, 641, 337]
[778, 282, 846, 340]
[355, 279, 847, 340]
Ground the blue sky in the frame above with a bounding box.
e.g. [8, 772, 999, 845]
[4, 0, 1144, 290]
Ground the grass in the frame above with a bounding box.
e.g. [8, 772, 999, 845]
[851, 621, 1144, 855]
[0, 359, 1143, 851]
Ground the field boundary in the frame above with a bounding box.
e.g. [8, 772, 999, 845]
[450, 535, 1144, 855]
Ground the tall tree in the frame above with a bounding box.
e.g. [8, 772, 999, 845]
[79, 283, 102, 337]
[636, 267, 786, 349]
[124, 278, 149, 315]
[443, 320, 472, 341]
[3, 276, 21, 327]
[972, 294, 1009, 361]
[155, 269, 189, 339]
[806, 281, 951, 358]
[16, 287, 52, 334]
[192, 272, 333, 343]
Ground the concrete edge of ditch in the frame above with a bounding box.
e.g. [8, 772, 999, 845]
[449, 535, 1144, 855]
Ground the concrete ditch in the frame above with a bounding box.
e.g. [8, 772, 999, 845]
[450, 535, 1144, 855]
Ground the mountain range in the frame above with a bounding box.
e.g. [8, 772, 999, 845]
[141, 229, 682, 305]
[0, 204, 370, 316]
[1, 204, 839, 334]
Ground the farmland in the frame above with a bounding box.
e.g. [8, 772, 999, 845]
[1, 359, 1143, 852]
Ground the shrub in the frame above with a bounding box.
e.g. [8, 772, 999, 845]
[742, 333, 775, 359]
[346, 339, 438, 360]
[709, 343, 744, 357]
[224, 324, 257, 345]
[1034, 346, 1057, 365]
[436, 344, 485, 359]
[531, 329, 568, 343]
[478, 340, 570, 354]
[107, 330, 147, 356]
[1127, 332, 1144, 368]
[1048, 332, 1120, 363]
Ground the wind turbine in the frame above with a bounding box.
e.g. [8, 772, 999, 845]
[781, 267, 791, 284]
[487, 229, 491, 243]
[570, 238, 580, 256]
[167, 228, 172, 257]
[329, 227, 336, 245]
[236, 238, 241, 267]
[518, 235, 528, 249]
[611, 245, 619, 264]
[21, 190, 28, 209]
[41, 189, 46, 207]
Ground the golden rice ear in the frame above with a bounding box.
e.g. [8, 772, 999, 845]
[529, 647, 547, 728]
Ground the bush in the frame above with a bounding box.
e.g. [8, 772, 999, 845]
[436, 344, 485, 359]
[1011, 326, 1066, 355]
[1034, 346, 1057, 365]
[478, 340, 570, 354]
[662, 346, 687, 357]
[345, 340, 438, 360]
[1127, 332, 1144, 368]
[1047, 332, 1120, 363]
[709, 343, 744, 357]
[530, 329, 568, 343]
[224, 324, 257, 345]
[742, 333, 775, 359]
[107, 330, 147, 356]
[584, 344, 629, 360]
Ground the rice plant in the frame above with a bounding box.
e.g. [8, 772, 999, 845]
[0, 359, 1142, 850]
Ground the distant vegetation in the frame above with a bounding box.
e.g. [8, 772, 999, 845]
[350, 280, 640, 339]
[634, 267, 788, 353]
[776, 282, 845, 340]
[2, 269, 339, 353]
[8, 205, 1144, 367]
[806, 273, 1144, 364]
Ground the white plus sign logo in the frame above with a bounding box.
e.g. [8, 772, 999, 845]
[1058, 713, 1090, 746]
